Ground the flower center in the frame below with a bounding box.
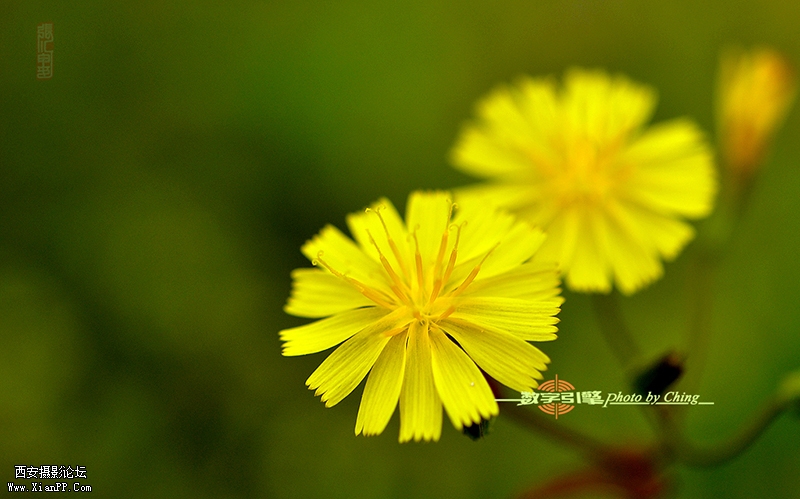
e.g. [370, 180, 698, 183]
[543, 138, 630, 209]
[313, 203, 496, 330]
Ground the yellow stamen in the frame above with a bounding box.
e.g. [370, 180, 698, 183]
[429, 279, 444, 305]
[430, 202, 456, 303]
[410, 227, 426, 301]
[439, 305, 456, 320]
[366, 206, 410, 281]
[313, 252, 396, 309]
[441, 222, 464, 290]
[366, 229, 412, 306]
[383, 323, 410, 337]
[450, 242, 499, 297]
[432, 229, 448, 284]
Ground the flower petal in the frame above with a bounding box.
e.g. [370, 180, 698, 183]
[449, 201, 516, 262]
[623, 119, 717, 218]
[445, 204, 546, 287]
[306, 310, 409, 407]
[284, 268, 375, 318]
[280, 307, 389, 356]
[478, 221, 547, 280]
[450, 123, 534, 178]
[456, 182, 542, 214]
[346, 197, 412, 278]
[516, 76, 560, 140]
[301, 224, 392, 294]
[566, 208, 615, 293]
[460, 261, 562, 302]
[563, 69, 657, 142]
[355, 331, 407, 436]
[405, 191, 452, 272]
[429, 326, 498, 430]
[536, 206, 578, 273]
[603, 201, 667, 295]
[451, 79, 559, 179]
[399, 320, 442, 442]
[613, 199, 695, 260]
[440, 318, 550, 392]
[449, 296, 560, 341]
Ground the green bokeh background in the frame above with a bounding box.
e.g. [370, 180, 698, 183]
[2, 1, 799, 497]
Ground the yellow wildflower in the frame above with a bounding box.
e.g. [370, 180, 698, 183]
[717, 47, 796, 176]
[280, 191, 562, 442]
[451, 69, 716, 295]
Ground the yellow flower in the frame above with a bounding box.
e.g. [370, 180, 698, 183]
[451, 69, 716, 295]
[717, 47, 796, 176]
[280, 191, 562, 442]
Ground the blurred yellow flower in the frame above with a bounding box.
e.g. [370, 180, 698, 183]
[451, 69, 716, 295]
[280, 191, 562, 442]
[717, 47, 796, 176]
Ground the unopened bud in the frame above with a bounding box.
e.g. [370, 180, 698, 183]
[717, 47, 796, 177]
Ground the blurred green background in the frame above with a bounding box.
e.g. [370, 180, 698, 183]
[2, 1, 799, 497]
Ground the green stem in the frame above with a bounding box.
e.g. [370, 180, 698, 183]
[674, 247, 717, 409]
[591, 293, 671, 438]
[676, 164, 750, 412]
[656, 397, 787, 467]
[591, 292, 640, 369]
[501, 391, 613, 462]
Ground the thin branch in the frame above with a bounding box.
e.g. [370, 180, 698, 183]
[501, 395, 613, 462]
[655, 397, 788, 468]
[591, 292, 640, 369]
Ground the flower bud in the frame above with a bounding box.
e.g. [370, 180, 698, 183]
[717, 47, 796, 177]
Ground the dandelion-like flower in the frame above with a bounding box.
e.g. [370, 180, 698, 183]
[451, 69, 717, 295]
[717, 47, 796, 177]
[280, 191, 562, 442]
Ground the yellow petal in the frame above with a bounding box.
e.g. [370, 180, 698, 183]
[284, 268, 374, 318]
[536, 206, 579, 273]
[440, 318, 549, 393]
[450, 125, 534, 178]
[280, 307, 388, 356]
[429, 326, 498, 430]
[449, 296, 560, 341]
[306, 311, 408, 407]
[562, 69, 657, 142]
[451, 77, 558, 181]
[456, 182, 542, 215]
[612, 199, 695, 260]
[448, 201, 516, 263]
[603, 203, 664, 295]
[399, 321, 442, 442]
[355, 331, 407, 436]
[623, 119, 717, 218]
[346, 197, 412, 277]
[476, 84, 540, 145]
[554, 208, 613, 294]
[301, 224, 392, 295]
[459, 261, 562, 302]
[478, 221, 547, 280]
[445, 205, 545, 289]
[405, 191, 452, 272]
[515, 76, 559, 140]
